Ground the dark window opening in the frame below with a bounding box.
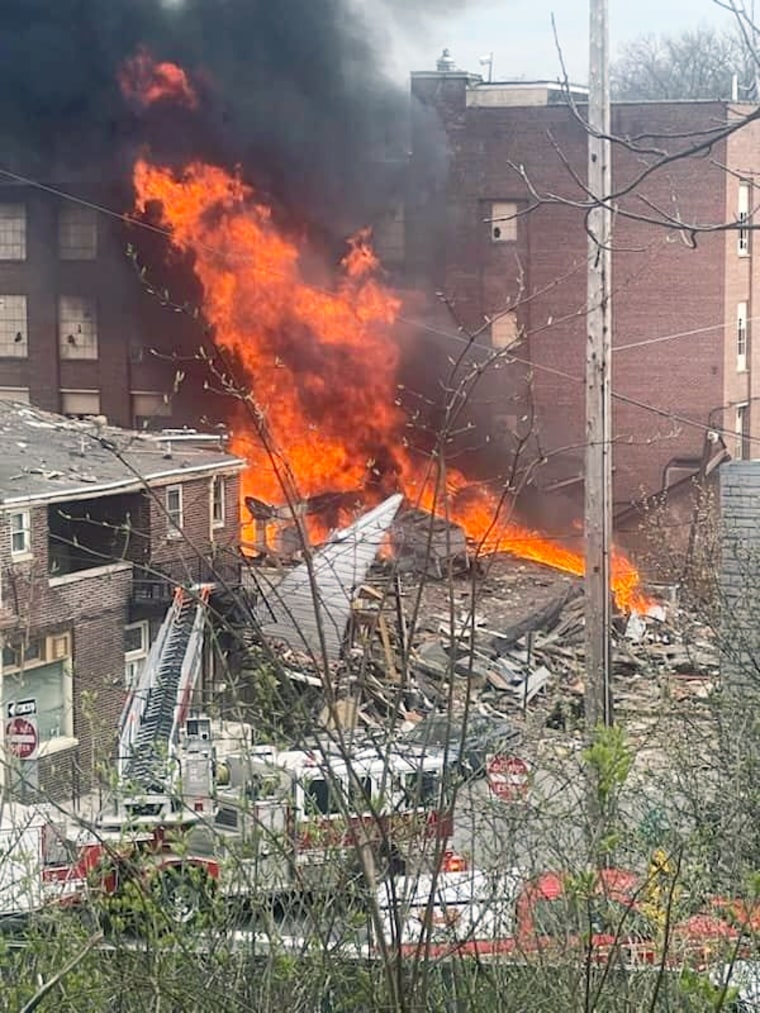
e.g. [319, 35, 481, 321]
[402, 771, 440, 809]
[303, 777, 342, 817]
[48, 491, 150, 576]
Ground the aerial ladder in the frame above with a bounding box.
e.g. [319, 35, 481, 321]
[117, 584, 214, 820]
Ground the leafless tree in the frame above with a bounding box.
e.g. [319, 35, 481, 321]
[611, 26, 753, 102]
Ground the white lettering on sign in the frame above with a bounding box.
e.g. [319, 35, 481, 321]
[5, 716, 39, 760]
[7, 699, 36, 718]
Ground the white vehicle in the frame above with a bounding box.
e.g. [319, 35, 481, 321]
[0, 804, 85, 921]
[372, 863, 520, 950]
[214, 741, 452, 894]
[711, 960, 760, 1010]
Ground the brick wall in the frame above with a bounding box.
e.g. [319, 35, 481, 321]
[720, 461, 760, 690]
[0, 504, 131, 800]
[0, 466, 241, 800]
[147, 470, 241, 570]
[0, 185, 225, 429]
[408, 84, 749, 515]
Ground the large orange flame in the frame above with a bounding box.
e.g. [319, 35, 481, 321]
[127, 56, 651, 614]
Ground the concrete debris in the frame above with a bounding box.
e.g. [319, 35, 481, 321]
[235, 544, 719, 742]
[391, 509, 468, 579]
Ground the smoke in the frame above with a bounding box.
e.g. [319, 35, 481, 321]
[0, 0, 463, 238]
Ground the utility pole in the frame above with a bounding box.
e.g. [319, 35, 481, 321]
[584, 0, 613, 731]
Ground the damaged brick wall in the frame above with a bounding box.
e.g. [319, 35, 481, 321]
[0, 468, 240, 802]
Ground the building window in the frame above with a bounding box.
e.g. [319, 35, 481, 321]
[131, 392, 172, 431]
[0, 204, 26, 260]
[211, 476, 225, 530]
[736, 403, 751, 460]
[737, 301, 748, 372]
[166, 485, 183, 539]
[58, 296, 97, 360]
[10, 510, 31, 557]
[0, 295, 28, 358]
[489, 201, 517, 243]
[738, 182, 751, 256]
[491, 310, 518, 348]
[58, 204, 97, 260]
[124, 620, 149, 688]
[2, 660, 73, 741]
[0, 387, 30, 403]
[61, 390, 101, 418]
[2, 637, 43, 669]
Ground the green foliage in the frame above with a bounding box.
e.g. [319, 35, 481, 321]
[679, 966, 740, 1011]
[583, 724, 633, 807]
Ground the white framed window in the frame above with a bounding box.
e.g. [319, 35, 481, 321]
[738, 182, 751, 255]
[166, 485, 183, 539]
[489, 201, 517, 243]
[211, 476, 225, 530]
[737, 301, 748, 372]
[61, 389, 101, 418]
[58, 296, 97, 360]
[2, 660, 73, 741]
[10, 510, 31, 557]
[0, 295, 28, 358]
[736, 403, 750, 460]
[58, 205, 97, 260]
[131, 391, 171, 431]
[124, 620, 149, 688]
[0, 204, 26, 260]
[2, 637, 44, 670]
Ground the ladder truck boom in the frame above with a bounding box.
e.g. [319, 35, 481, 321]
[117, 584, 212, 815]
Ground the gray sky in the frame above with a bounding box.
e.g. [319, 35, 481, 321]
[372, 0, 735, 83]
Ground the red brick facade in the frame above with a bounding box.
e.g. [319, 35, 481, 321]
[407, 74, 760, 518]
[0, 185, 214, 429]
[1, 467, 241, 802]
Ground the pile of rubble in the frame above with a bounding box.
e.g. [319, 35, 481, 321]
[234, 497, 719, 737]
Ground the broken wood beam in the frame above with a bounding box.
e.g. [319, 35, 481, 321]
[491, 585, 583, 654]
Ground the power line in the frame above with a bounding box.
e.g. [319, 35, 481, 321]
[2, 163, 746, 360]
[0, 163, 752, 449]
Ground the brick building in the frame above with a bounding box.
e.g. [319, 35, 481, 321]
[0, 401, 244, 800]
[403, 60, 760, 525]
[0, 182, 209, 430]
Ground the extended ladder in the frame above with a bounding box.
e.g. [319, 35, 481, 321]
[118, 585, 211, 806]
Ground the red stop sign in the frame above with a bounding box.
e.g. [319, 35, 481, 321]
[6, 717, 38, 759]
[487, 754, 529, 801]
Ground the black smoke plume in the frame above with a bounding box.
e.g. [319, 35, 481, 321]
[0, 0, 459, 238]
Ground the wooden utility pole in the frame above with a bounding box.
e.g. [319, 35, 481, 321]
[584, 0, 613, 730]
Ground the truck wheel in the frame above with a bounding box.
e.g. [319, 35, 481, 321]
[151, 866, 214, 928]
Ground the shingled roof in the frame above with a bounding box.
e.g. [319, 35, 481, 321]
[0, 401, 245, 506]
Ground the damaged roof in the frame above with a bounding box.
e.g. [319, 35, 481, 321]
[0, 400, 246, 507]
[253, 494, 403, 661]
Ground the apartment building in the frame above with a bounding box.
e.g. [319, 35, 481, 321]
[0, 401, 244, 801]
[404, 58, 760, 520]
[0, 184, 206, 430]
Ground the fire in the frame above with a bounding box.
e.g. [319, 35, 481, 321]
[119, 45, 198, 110]
[127, 52, 651, 613]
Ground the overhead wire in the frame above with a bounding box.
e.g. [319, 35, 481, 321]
[1, 162, 755, 450]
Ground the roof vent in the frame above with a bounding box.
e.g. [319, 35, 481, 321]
[436, 48, 456, 73]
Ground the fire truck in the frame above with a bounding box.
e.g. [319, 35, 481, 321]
[0, 585, 452, 926]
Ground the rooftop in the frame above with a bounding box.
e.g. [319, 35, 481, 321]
[0, 401, 246, 506]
